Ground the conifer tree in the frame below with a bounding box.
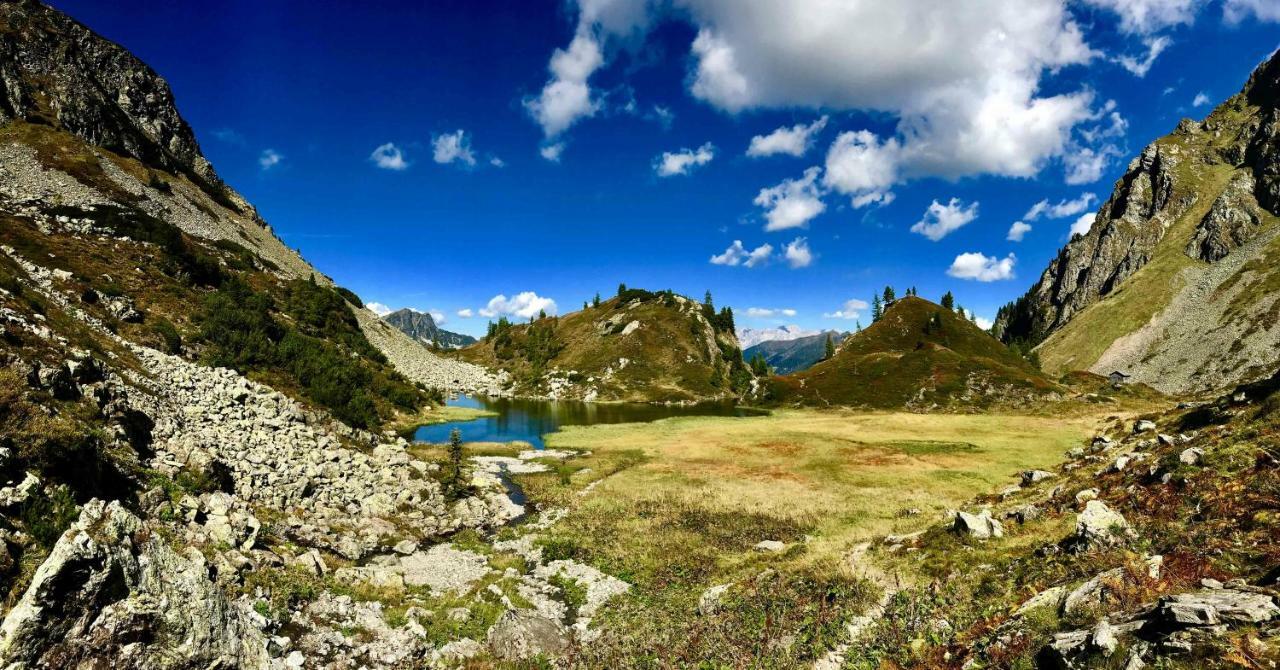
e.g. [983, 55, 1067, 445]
[883, 286, 896, 303]
[824, 332, 836, 360]
[872, 294, 883, 322]
[941, 291, 955, 311]
[447, 428, 465, 494]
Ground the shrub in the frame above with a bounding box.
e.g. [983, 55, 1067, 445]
[150, 317, 182, 354]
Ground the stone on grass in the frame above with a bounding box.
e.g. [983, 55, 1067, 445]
[1072, 500, 1132, 550]
[754, 540, 786, 552]
[1179, 447, 1205, 465]
[1021, 470, 1055, 486]
[487, 610, 569, 661]
[952, 510, 1003, 540]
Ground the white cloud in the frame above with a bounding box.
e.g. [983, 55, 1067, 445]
[974, 316, 994, 330]
[370, 142, 409, 170]
[456, 308, 475, 318]
[783, 237, 813, 268]
[747, 116, 829, 158]
[911, 198, 979, 242]
[754, 167, 826, 231]
[540, 142, 566, 162]
[823, 131, 900, 206]
[1193, 91, 1211, 107]
[745, 307, 798, 318]
[1116, 35, 1172, 77]
[824, 298, 870, 320]
[1080, 0, 1200, 34]
[1008, 221, 1033, 242]
[478, 292, 559, 319]
[709, 240, 773, 267]
[490, 157, 506, 168]
[258, 149, 284, 171]
[430, 310, 447, 325]
[655, 142, 715, 177]
[947, 252, 1017, 282]
[1225, 0, 1280, 22]
[433, 130, 477, 166]
[1023, 192, 1098, 220]
[1071, 212, 1098, 237]
[365, 302, 393, 317]
[525, 33, 604, 137]
[1063, 145, 1123, 185]
[543, 0, 1099, 190]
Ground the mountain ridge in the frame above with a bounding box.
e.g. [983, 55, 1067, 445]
[383, 308, 477, 349]
[743, 330, 847, 375]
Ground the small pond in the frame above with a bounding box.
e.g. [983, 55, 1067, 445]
[413, 395, 766, 448]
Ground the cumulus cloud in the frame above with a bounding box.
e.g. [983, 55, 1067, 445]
[709, 240, 773, 267]
[745, 307, 798, 318]
[370, 143, 409, 170]
[948, 252, 1017, 282]
[526, 33, 604, 138]
[974, 316, 994, 330]
[911, 198, 979, 242]
[478, 292, 558, 319]
[1008, 221, 1033, 242]
[824, 298, 870, 320]
[1063, 145, 1124, 185]
[365, 302, 393, 317]
[1024, 192, 1098, 221]
[456, 308, 475, 318]
[754, 167, 827, 231]
[747, 116, 829, 158]
[823, 131, 901, 206]
[433, 130, 477, 166]
[539, 0, 1099, 191]
[1193, 91, 1211, 107]
[258, 149, 284, 171]
[1071, 212, 1098, 237]
[1080, 0, 1200, 34]
[540, 142, 566, 162]
[1225, 0, 1280, 22]
[783, 237, 813, 268]
[655, 142, 715, 176]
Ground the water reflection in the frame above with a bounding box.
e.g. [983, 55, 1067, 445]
[413, 395, 765, 448]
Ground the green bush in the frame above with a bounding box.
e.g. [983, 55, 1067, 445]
[150, 317, 182, 354]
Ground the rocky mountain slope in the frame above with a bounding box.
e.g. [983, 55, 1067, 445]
[456, 288, 753, 403]
[996, 50, 1280, 394]
[771, 296, 1062, 410]
[743, 330, 847, 375]
[0, 2, 599, 667]
[384, 308, 476, 349]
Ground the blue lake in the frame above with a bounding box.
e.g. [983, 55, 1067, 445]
[413, 395, 765, 448]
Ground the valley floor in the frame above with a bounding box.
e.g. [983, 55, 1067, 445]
[477, 405, 1151, 667]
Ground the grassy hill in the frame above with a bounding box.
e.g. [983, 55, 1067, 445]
[769, 296, 1061, 410]
[456, 288, 752, 403]
[743, 330, 847, 375]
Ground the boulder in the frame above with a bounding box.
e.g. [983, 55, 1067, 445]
[0, 500, 270, 668]
[1021, 470, 1055, 486]
[1134, 420, 1156, 433]
[698, 583, 732, 616]
[1071, 501, 1132, 550]
[753, 540, 786, 552]
[1179, 447, 1205, 465]
[1156, 590, 1280, 628]
[1075, 488, 1100, 504]
[487, 610, 569, 661]
[952, 510, 1004, 539]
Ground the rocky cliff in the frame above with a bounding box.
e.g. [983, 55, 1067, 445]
[997, 50, 1280, 393]
[384, 308, 477, 349]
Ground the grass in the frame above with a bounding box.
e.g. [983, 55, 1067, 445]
[500, 407, 1125, 667]
[1036, 140, 1238, 376]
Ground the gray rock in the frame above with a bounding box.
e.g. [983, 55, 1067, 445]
[1134, 420, 1156, 434]
[1179, 447, 1205, 465]
[698, 583, 732, 616]
[0, 500, 269, 668]
[952, 510, 1004, 539]
[487, 610, 569, 661]
[1156, 589, 1280, 628]
[1071, 500, 1132, 550]
[754, 540, 786, 552]
[1021, 470, 1055, 486]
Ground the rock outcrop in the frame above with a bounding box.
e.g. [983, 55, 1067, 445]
[0, 500, 271, 668]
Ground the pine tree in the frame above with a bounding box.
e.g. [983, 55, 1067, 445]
[883, 286, 896, 303]
[941, 291, 955, 311]
[447, 428, 465, 494]
[824, 332, 836, 360]
[704, 290, 714, 311]
[855, 320, 863, 332]
[592, 292, 601, 308]
[872, 294, 883, 322]
[618, 283, 627, 297]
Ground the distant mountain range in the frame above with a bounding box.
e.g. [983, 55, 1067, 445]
[737, 325, 820, 349]
[744, 330, 848, 375]
[383, 309, 476, 349]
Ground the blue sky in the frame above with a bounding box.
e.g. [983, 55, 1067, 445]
[52, 0, 1279, 337]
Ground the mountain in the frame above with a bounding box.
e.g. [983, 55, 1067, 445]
[0, 3, 509, 665]
[997, 51, 1280, 394]
[383, 308, 476, 349]
[456, 288, 753, 402]
[737, 324, 816, 349]
[770, 297, 1060, 410]
[744, 330, 848, 375]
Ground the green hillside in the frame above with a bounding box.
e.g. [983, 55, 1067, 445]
[769, 296, 1060, 410]
[456, 288, 752, 403]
